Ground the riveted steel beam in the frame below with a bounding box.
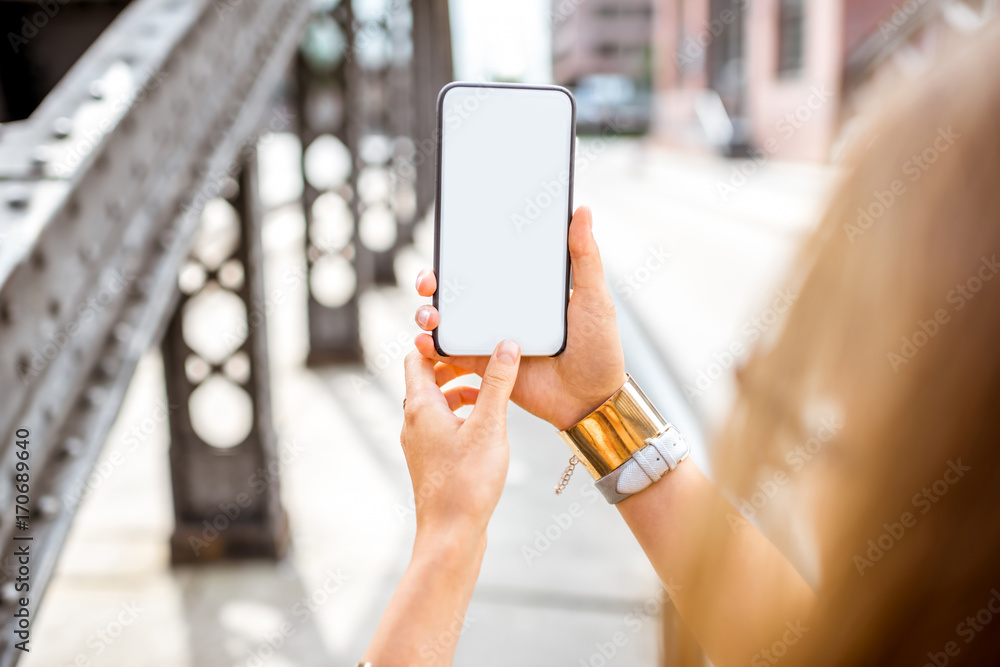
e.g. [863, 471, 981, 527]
[0, 0, 310, 662]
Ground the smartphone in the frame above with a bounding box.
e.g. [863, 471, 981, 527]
[433, 82, 576, 357]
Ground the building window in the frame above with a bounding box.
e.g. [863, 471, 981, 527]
[594, 5, 653, 18]
[777, 0, 805, 76]
[594, 42, 620, 58]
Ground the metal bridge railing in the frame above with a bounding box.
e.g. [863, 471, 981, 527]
[0, 0, 452, 663]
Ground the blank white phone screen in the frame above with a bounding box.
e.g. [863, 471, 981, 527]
[435, 83, 574, 356]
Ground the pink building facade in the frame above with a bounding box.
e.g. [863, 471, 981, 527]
[552, 0, 654, 86]
[651, 0, 990, 161]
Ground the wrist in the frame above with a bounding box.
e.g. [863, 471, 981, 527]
[552, 372, 629, 431]
[413, 520, 487, 567]
[555, 374, 691, 503]
[558, 373, 666, 479]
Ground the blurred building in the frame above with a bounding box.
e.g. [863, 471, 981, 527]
[651, 0, 999, 160]
[551, 0, 654, 132]
[552, 0, 654, 85]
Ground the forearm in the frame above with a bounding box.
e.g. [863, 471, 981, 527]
[618, 462, 815, 667]
[364, 527, 485, 666]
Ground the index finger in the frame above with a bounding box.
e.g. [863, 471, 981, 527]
[403, 350, 449, 418]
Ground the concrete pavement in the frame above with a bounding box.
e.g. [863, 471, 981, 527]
[20, 136, 833, 667]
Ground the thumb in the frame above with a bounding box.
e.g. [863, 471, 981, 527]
[568, 205, 609, 293]
[470, 340, 521, 431]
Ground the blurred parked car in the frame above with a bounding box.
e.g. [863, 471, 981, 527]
[572, 74, 650, 134]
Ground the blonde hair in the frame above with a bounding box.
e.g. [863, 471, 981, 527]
[707, 23, 1000, 666]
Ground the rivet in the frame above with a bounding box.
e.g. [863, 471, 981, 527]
[37, 496, 60, 518]
[99, 357, 119, 378]
[79, 242, 99, 263]
[113, 322, 132, 343]
[132, 276, 154, 297]
[6, 186, 29, 210]
[52, 117, 73, 139]
[159, 229, 176, 249]
[31, 147, 50, 169]
[63, 437, 86, 457]
[85, 386, 106, 407]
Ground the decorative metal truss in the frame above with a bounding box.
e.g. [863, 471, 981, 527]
[297, 0, 451, 362]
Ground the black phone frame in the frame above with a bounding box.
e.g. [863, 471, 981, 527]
[431, 81, 577, 358]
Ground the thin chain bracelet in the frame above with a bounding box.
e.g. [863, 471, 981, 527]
[554, 455, 578, 495]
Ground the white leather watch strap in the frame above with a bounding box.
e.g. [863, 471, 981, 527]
[594, 426, 689, 504]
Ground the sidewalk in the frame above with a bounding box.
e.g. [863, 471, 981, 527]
[576, 139, 834, 428]
[21, 137, 833, 667]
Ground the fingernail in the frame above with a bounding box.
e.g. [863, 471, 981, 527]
[497, 340, 519, 364]
[416, 308, 429, 326]
[414, 270, 425, 291]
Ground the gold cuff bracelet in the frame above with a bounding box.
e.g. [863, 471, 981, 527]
[557, 375, 668, 479]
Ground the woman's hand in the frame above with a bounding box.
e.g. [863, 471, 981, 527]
[401, 340, 521, 543]
[363, 342, 520, 666]
[413, 205, 626, 430]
